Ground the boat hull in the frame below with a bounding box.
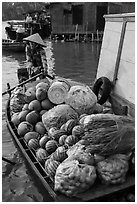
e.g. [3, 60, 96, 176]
[2, 39, 25, 52]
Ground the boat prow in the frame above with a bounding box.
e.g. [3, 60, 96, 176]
[2, 39, 25, 52]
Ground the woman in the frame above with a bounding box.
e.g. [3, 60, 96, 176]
[23, 33, 48, 79]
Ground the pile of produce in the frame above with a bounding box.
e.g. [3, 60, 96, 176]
[10, 79, 135, 198]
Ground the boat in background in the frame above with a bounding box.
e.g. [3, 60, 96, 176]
[2, 39, 25, 52]
[5, 10, 51, 41]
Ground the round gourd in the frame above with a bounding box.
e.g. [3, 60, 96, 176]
[41, 98, 54, 110]
[36, 87, 47, 101]
[48, 127, 58, 138]
[51, 146, 67, 162]
[59, 135, 68, 146]
[60, 123, 66, 132]
[26, 110, 40, 125]
[18, 110, 30, 122]
[24, 131, 39, 143]
[35, 121, 46, 135]
[18, 121, 33, 137]
[36, 148, 49, 163]
[65, 135, 78, 146]
[28, 138, 39, 150]
[50, 129, 66, 141]
[45, 158, 60, 178]
[40, 110, 47, 118]
[72, 125, 85, 139]
[39, 134, 50, 148]
[64, 119, 77, 134]
[22, 103, 29, 111]
[45, 140, 58, 154]
[36, 81, 49, 90]
[11, 112, 20, 126]
[28, 99, 42, 112]
[24, 87, 36, 103]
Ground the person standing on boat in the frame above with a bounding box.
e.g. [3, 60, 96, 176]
[25, 13, 32, 25]
[23, 33, 48, 79]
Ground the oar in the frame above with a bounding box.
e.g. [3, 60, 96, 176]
[2, 157, 16, 165]
[2, 72, 54, 96]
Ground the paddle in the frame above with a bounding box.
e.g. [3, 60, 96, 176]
[2, 157, 16, 165]
[2, 72, 54, 96]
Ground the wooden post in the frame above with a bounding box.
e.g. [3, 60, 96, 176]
[75, 24, 78, 40]
[91, 33, 94, 42]
[97, 30, 99, 42]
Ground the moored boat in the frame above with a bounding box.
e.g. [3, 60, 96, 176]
[2, 39, 25, 52]
[3, 13, 135, 201]
[5, 73, 135, 201]
[5, 10, 51, 41]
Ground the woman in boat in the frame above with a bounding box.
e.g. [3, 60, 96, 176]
[23, 33, 48, 79]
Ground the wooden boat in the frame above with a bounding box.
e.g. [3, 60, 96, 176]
[2, 39, 25, 52]
[3, 13, 135, 201]
[5, 74, 135, 202]
[5, 11, 51, 41]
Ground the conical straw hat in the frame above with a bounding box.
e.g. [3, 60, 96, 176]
[23, 33, 46, 47]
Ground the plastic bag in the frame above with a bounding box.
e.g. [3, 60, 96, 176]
[54, 159, 96, 197]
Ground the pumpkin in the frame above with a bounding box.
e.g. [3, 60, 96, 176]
[39, 134, 50, 148]
[17, 121, 33, 137]
[45, 158, 60, 178]
[64, 119, 77, 134]
[59, 135, 68, 146]
[24, 131, 39, 143]
[72, 125, 85, 139]
[36, 148, 49, 163]
[45, 140, 58, 154]
[65, 135, 78, 146]
[28, 138, 39, 150]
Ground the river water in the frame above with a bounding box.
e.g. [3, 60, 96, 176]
[2, 21, 101, 201]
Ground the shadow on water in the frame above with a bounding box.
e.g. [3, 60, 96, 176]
[2, 39, 101, 201]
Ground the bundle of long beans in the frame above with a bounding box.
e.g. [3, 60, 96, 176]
[80, 114, 135, 156]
